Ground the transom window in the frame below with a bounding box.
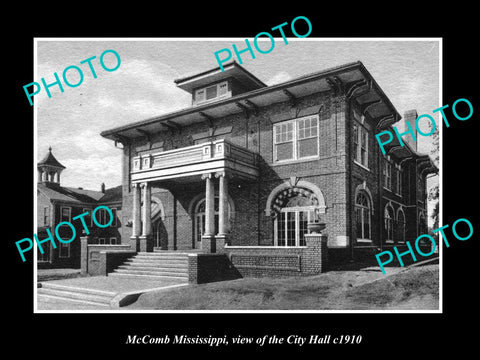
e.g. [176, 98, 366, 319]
[355, 191, 371, 242]
[273, 115, 319, 162]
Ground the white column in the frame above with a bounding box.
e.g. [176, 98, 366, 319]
[203, 173, 215, 236]
[131, 183, 141, 237]
[217, 172, 229, 236]
[141, 182, 152, 237]
[37, 169, 43, 182]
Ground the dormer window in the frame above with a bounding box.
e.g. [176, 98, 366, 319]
[194, 81, 230, 105]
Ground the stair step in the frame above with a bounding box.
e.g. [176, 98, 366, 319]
[126, 259, 188, 266]
[134, 255, 189, 261]
[119, 264, 188, 271]
[40, 282, 116, 297]
[113, 268, 188, 277]
[108, 272, 188, 281]
[37, 285, 114, 305]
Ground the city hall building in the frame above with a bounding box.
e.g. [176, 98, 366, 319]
[98, 60, 437, 279]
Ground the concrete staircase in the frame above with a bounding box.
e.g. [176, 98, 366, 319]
[108, 252, 189, 282]
[37, 283, 115, 307]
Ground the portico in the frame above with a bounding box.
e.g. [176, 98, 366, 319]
[128, 139, 258, 253]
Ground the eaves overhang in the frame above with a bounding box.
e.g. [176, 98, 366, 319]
[100, 61, 401, 143]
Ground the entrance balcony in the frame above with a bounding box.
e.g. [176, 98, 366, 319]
[131, 139, 259, 184]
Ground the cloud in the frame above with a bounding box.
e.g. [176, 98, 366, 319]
[61, 153, 122, 189]
[265, 71, 292, 86]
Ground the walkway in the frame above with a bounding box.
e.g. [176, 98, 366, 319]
[37, 275, 189, 311]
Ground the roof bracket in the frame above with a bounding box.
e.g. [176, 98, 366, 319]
[282, 89, 297, 108]
[360, 98, 382, 116]
[163, 120, 182, 135]
[113, 134, 130, 146]
[333, 76, 345, 95]
[236, 102, 249, 119]
[136, 129, 152, 149]
[244, 100, 259, 116]
[199, 111, 216, 128]
[347, 79, 371, 100]
[375, 114, 396, 130]
[345, 79, 367, 99]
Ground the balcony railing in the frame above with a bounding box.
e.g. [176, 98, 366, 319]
[131, 139, 258, 182]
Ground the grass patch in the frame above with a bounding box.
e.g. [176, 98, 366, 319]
[126, 264, 439, 311]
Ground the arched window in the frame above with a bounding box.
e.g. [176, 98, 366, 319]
[273, 188, 318, 247]
[396, 208, 406, 243]
[355, 191, 371, 242]
[419, 211, 427, 235]
[384, 204, 395, 243]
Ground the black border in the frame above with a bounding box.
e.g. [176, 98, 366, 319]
[7, 7, 478, 355]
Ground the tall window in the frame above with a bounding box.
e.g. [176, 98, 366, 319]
[275, 207, 315, 247]
[43, 207, 49, 226]
[59, 243, 70, 258]
[355, 191, 371, 242]
[395, 164, 402, 195]
[384, 204, 395, 243]
[60, 207, 71, 222]
[353, 123, 369, 168]
[273, 187, 319, 247]
[396, 209, 406, 243]
[383, 158, 392, 190]
[82, 208, 92, 227]
[273, 115, 319, 162]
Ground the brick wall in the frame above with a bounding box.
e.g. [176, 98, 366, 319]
[221, 234, 328, 279]
[81, 239, 133, 276]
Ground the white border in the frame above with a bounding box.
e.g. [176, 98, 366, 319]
[33, 37, 442, 314]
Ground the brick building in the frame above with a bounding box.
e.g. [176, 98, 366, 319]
[100, 60, 437, 273]
[37, 147, 123, 268]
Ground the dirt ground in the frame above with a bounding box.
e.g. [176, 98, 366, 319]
[125, 263, 439, 311]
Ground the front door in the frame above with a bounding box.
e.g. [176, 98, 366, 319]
[193, 197, 220, 249]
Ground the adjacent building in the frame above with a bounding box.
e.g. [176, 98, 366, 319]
[37, 147, 122, 268]
[98, 60, 437, 270]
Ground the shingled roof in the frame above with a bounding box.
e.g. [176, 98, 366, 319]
[38, 147, 65, 169]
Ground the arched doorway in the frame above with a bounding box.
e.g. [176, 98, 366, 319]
[147, 196, 165, 249]
[267, 181, 326, 247]
[192, 196, 232, 249]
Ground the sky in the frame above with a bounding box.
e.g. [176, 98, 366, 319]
[35, 38, 440, 193]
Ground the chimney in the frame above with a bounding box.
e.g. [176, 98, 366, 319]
[403, 110, 418, 152]
[101, 182, 106, 194]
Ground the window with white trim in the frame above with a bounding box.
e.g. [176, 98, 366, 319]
[110, 208, 117, 227]
[275, 207, 315, 247]
[395, 164, 402, 195]
[383, 157, 392, 190]
[353, 123, 369, 168]
[59, 242, 70, 258]
[82, 208, 92, 228]
[396, 208, 406, 243]
[60, 207, 71, 223]
[384, 204, 395, 243]
[273, 115, 319, 162]
[355, 191, 371, 242]
[43, 207, 49, 226]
